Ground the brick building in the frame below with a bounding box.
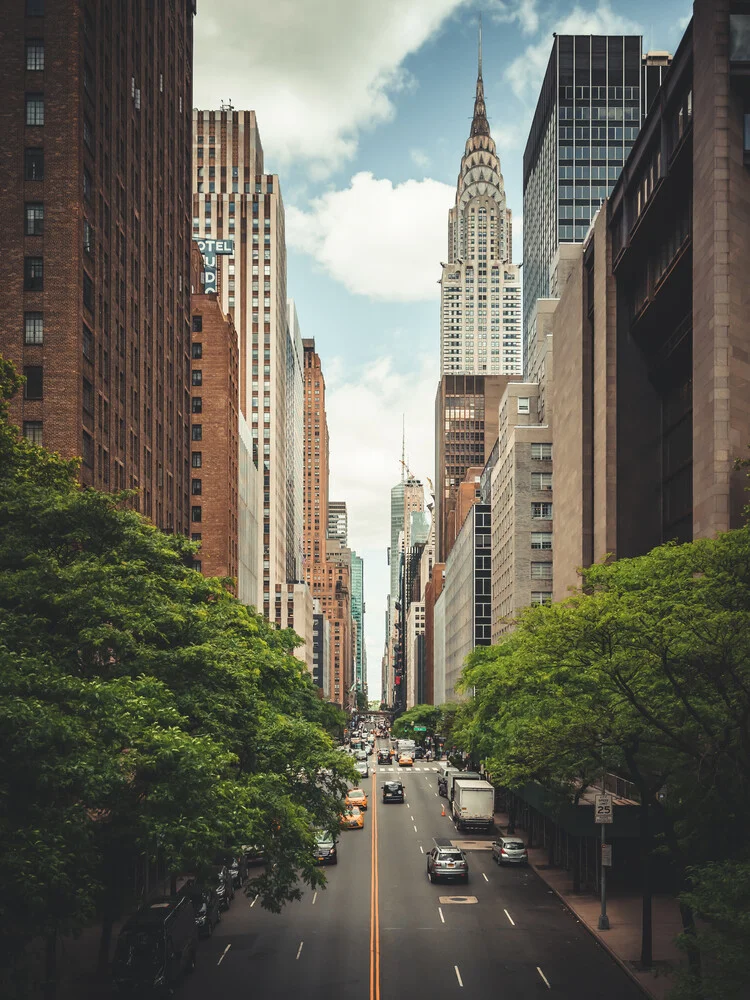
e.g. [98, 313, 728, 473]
[302, 337, 355, 705]
[189, 291, 239, 586]
[0, 0, 195, 533]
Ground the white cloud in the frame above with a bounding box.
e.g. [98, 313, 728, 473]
[410, 148, 432, 170]
[193, 0, 469, 176]
[287, 172, 455, 302]
[487, 0, 540, 35]
[324, 355, 438, 691]
[505, 1, 644, 102]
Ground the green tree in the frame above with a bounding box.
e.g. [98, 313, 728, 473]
[0, 358, 356, 994]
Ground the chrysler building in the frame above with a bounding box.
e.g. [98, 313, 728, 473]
[440, 24, 522, 375]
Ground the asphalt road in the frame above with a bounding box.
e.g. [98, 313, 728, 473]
[180, 740, 645, 999]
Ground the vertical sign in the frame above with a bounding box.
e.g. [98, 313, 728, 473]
[193, 239, 234, 295]
[601, 843, 613, 867]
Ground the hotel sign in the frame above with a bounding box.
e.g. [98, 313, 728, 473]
[193, 239, 234, 294]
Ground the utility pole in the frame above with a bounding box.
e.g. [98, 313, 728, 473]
[597, 764, 611, 930]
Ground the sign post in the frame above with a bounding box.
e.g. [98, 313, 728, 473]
[594, 792, 613, 929]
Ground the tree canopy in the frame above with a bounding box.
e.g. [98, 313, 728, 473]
[0, 358, 355, 991]
[454, 529, 750, 995]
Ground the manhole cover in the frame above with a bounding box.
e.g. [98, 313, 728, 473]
[439, 895, 478, 904]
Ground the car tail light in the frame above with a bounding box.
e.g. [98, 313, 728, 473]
[501, 849, 508, 855]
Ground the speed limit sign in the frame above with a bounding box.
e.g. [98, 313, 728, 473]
[595, 793, 613, 824]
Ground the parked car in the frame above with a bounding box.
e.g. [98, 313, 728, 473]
[492, 836, 528, 865]
[112, 895, 197, 995]
[179, 883, 222, 938]
[313, 831, 338, 865]
[426, 839, 469, 884]
[381, 780, 405, 803]
[209, 864, 234, 911]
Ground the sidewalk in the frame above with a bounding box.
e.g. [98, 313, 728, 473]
[494, 810, 684, 1000]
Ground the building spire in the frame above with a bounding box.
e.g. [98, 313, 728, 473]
[470, 13, 490, 138]
[478, 11, 482, 79]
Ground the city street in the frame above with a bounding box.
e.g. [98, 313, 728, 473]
[181, 743, 644, 999]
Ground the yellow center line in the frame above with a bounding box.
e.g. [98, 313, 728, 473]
[370, 769, 380, 1000]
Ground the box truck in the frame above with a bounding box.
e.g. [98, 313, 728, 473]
[452, 779, 495, 832]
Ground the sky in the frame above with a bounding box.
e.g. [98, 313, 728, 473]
[193, 0, 692, 698]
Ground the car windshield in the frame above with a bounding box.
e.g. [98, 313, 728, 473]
[349, 790, 364, 798]
[438, 850, 463, 860]
[504, 841, 525, 850]
[384, 782, 402, 791]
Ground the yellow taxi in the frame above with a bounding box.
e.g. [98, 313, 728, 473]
[340, 806, 365, 830]
[398, 753, 414, 767]
[345, 788, 368, 811]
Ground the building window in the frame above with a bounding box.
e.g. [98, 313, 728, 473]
[83, 219, 93, 254]
[531, 502, 553, 519]
[26, 0, 44, 13]
[82, 323, 93, 360]
[191, 370, 202, 386]
[82, 431, 94, 468]
[26, 39, 44, 71]
[24, 256, 43, 290]
[83, 116, 93, 149]
[23, 421, 43, 444]
[82, 378, 94, 414]
[531, 532, 552, 550]
[192, 315, 202, 332]
[531, 442, 552, 460]
[191, 532, 202, 542]
[191, 505, 202, 522]
[24, 147, 44, 180]
[191, 424, 203, 440]
[191, 342, 202, 359]
[83, 168, 92, 201]
[531, 472, 553, 490]
[24, 312, 43, 345]
[25, 93, 44, 125]
[191, 397, 202, 414]
[517, 397, 530, 414]
[531, 592, 552, 606]
[83, 272, 94, 312]
[23, 365, 43, 399]
[191, 479, 202, 495]
[192, 452, 202, 468]
[531, 562, 553, 580]
[193, 560, 202, 573]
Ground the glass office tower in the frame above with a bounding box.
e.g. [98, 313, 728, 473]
[522, 35, 643, 373]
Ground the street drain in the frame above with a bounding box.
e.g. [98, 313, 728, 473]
[438, 895, 478, 904]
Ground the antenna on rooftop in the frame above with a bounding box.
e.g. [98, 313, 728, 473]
[219, 99, 234, 112]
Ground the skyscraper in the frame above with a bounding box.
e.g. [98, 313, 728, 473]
[351, 551, 365, 696]
[0, 1, 196, 531]
[191, 109, 287, 620]
[522, 35, 644, 373]
[285, 301, 304, 584]
[439, 23, 522, 377]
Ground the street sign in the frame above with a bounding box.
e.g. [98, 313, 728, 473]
[413, 725, 427, 732]
[601, 843, 612, 867]
[595, 793, 613, 824]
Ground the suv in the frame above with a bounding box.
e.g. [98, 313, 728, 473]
[426, 839, 469, 884]
[381, 780, 405, 803]
[377, 748, 391, 764]
[112, 896, 197, 994]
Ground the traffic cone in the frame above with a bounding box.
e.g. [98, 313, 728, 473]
[441, 803, 446, 817]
